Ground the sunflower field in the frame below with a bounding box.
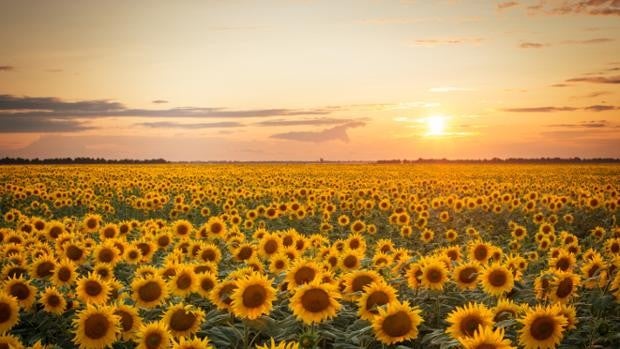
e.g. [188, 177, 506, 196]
[0, 163, 619, 349]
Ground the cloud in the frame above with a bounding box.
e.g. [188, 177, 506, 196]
[0, 94, 334, 119]
[152, 100, 168, 104]
[270, 122, 366, 143]
[519, 42, 549, 48]
[527, 0, 620, 16]
[565, 75, 620, 84]
[498, 1, 520, 10]
[551, 83, 570, 87]
[561, 37, 614, 44]
[0, 116, 93, 133]
[548, 120, 611, 128]
[137, 121, 245, 129]
[429, 86, 473, 93]
[409, 37, 484, 47]
[584, 105, 619, 111]
[573, 90, 612, 98]
[46, 69, 63, 73]
[256, 118, 364, 127]
[502, 105, 618, 112]
[0, 66, 14, 71]
[502, 106, 579, 112]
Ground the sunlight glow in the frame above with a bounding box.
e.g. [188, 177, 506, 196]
[426, 116, 446, 136]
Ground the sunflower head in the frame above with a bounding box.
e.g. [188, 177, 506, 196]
[371, 301, 423, 345]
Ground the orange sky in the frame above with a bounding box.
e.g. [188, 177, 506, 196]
[1, 0, 619, 161]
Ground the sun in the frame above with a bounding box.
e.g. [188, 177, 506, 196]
[426, 116, 446, 136]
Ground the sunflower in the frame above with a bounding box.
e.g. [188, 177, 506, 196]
[162, 303, 205, 337]
[172, 336, 214, 349]
[269, 253, 290, 274]
[357, 281, 398, 320]
[420, 259, 449, 291]
[204, 217, 227, 239]
[63, 242, 86, 263]
[137, 321, 171, 349]
[493, 298, 522, 322]
[0, 334, 23, 349]
[231, 273, 276, 320]
[469, 241, 492, 264]
[39, 287, 66, 315]
[73, 305, 120, 349]
[114, 304, 143, 341]
[285, 260, 321, 291]
[258, 233, 282, 258]
[581, 255, 608, 289]
[458, 326, 515, 349]
[342, 270, 382, 297]
[53, 258, 77, 286]
[0, 292, 19, 333]
[557, 304, 578, 330]
[518, 304, 567, 349]
[549, 271, 580, 303]
[289, 281, 341, 324]
[446, 302, 495, 340]
[82, 214, 102, 233]
[198, 243, 222, 264]
[169, 266, 198, 297]
[100, 223, 119, 240]
[255, 338, 299, 349]
[172, 220, 193, 239]
[453, 262, 481, 290]
[371, 301, 423, 345]
[196, 272, 218, 298]
[209, 280, 238, 310]
[339, 250, 363, 271]
[480, 263, 514, 297]
[4, 276, 37, 309]
[132, 276, 168, 308]
[76, 273, 110, 305]
[30, 255, 56, 279]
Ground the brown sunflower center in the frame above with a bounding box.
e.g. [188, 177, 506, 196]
[0, 303, 12, 323]
[556, 278, 573, 299]
[169, 309, 196, 332]
[84, 313, 110, 339]
[138, 281, 162, 302]
[57, 267, 72, 282]
[36, 261, 55, 277]
[47, 294, 61, 307]
[275, 260, 285, 269]
[49, 226, 62, 238]
[114, 310, 134, 332]
[426, 268, 443, 283]
[200, 278, 215, 292]
[10, 283, 30, 300]
[530, 316, 556, 341]
[264, 240, 278, 254]
[85, 280, 103, 296]
[366, 291, 389, 314]
[177, 225, 189, 235]
[86, 218, 98, 229]
[474, 246, 488, 261]
[237, 247, 253, 260]
[66, 245, 84, 260]
[145, 331, 163, 348]
[98, 248, 114, 263]
[176, 273, 192, 290]
[351, 275, 374, 292]
[381, 311, 412, 338]
[242, 284, 267, 308]
[459, 267, 478, 284]
[488, 270, 507, 287]
[343, 255, 358, 268]
[201, 249, 216, 261]
[294, 266, 316, 285]
[210, 223, 223, 234]
[301, 288, 330, 313]
[459, 315, 483, 337]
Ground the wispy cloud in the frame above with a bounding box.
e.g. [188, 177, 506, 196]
[498, 1, 520, 10]
[0, 117, 93, 133]
[0, 66, 15, 71]
[548, 120, 611, 128]
[0, 94, 334, 119]
[519, 42, 549, 48]
[565, 75, 620, 84]
[137, 121, 245, 129]
[152, 100, 168, 104]
[561, 37, 614, 44]
[256, 118, 364, 127]
[408, 37, 484, 47]
[526, 0, 620, 16]
[502, 105, 618, 112]
[270, 122, 366, 143]
[429, 86, 473, 93]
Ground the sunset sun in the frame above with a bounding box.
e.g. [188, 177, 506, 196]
[426, 116, 446, 136]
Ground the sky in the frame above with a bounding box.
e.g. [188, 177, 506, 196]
[0, 0, 619, 161]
